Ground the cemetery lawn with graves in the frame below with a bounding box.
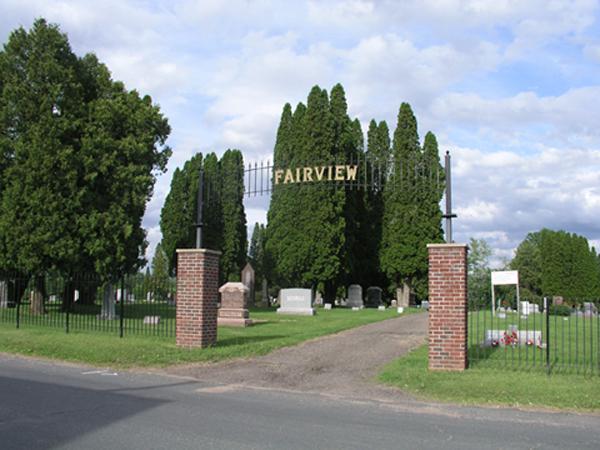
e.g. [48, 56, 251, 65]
[379, 311, 600, 412]
[0, 306, 420, 368]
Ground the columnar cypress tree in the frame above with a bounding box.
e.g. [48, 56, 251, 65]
[266, 86, 346, 301]
[380, 103, 425, 297]
[160, 154, 203, 274]
[365, 119, 390, 288]
[219, 149, 247, 282]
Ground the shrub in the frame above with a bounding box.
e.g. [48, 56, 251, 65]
[549, 304, 571, 316]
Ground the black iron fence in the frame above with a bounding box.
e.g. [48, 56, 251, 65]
[468, 298, 600, 375]
[0, 273, 176, 337]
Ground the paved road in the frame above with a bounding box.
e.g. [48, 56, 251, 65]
[1, 355, 599, 450]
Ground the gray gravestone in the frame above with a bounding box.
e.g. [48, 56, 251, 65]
[347, 285, 363, 308]
[277, 289, 315, 315]
[365, 286, 382, 307]
[314, 291, 323, 306]
[241, 262, 255, 306]
[397, 282, 412, 308]
[0, 281, 8, 308]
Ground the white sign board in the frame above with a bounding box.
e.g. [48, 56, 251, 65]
[491, 270, 519, 286]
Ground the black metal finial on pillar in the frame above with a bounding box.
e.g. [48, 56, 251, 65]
[195, 167, 204, 249]
[443, 151, 457, 243]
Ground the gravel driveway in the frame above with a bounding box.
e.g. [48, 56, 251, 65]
[164, 312, 428, 402]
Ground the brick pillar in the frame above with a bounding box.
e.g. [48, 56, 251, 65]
[176, 249, 221, 348]
[427, 243, 468, 371]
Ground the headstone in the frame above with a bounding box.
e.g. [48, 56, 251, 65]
[391, 299, 397, 307]
[484, 329, 542, 347]
[241, 262, 255, 306]
[347, 284, 363, 308]
[397, 307, 404, 314]
[218, 282, 252, 326]
[277, 289, 315, 315]
[143, 315, 160, 325]
[0, 281, 7, 308]
[352, 306, 360, 311]
[583, 302, 598, 317]
[314, 291, 323, 306]
[99, 283, 118, 320]
[73, 289, 80, 303]
[365, 286, 382, 307]
[421, 300, 430, 310]
[147, 291, 153, 302]
[378, 305, 386, 311]
[324, 303, 332, 310]
[397, 282, 413, 308]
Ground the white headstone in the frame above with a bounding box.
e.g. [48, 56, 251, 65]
[143, 315, 160, 325]
[324, 303, 332, 310]
[352, 306, 360, 311]
[277, 289, 315, 315]
[378, 305, 386, 311]
[397, 307, 404, 314]
[241, 263, 255, 305]
[347, 285, 363, 308]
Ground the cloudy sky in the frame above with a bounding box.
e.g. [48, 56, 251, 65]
[2, 0, 600, 266]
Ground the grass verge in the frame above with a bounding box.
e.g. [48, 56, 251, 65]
[379, 345, 600, 412]
[0, 307, 419, 368]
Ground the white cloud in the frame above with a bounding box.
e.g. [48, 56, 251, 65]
[2, 0, 600, 268]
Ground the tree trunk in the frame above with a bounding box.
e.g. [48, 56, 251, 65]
[30, 275, 46, 315]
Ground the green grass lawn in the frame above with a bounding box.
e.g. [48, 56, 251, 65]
[0, 306, 419, 368]
[379, 345, 600, 412]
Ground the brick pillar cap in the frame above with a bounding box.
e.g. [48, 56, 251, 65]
[427, 243, 468, 249]
[219, 282, 249, 293]
[176, 248, 222, 256]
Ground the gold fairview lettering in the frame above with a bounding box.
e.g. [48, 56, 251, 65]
[295, 168, 301, 183]
[303, 167, 313, 182]
[284, 169, 294, 184]
[346, 165, 358, 181]
[327, 166, 333, 180]
[274, 169, 284, 185]
[315, 166, 325, 181]
[335, 165, 345, 181]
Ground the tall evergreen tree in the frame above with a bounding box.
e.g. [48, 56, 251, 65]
[0, 19, 171, 312]
[380, 103, 425, 298]
[266, 86, 347, 301]
[160, 154, 203, 274]
[219, 149, 247, 282]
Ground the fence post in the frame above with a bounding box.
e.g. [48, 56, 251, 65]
[65, 278, 70, 334]
[545, 297, 550, 375]
[120, 276, 125, 338]
[15, 278, 20, 329]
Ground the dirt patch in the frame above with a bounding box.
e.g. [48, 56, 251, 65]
[163, 312, 428, 403]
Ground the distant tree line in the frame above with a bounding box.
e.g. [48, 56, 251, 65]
[511, 229, 600, 302]
[468, 229, 600, 308]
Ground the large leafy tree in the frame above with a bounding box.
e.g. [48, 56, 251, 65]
[0, 20, 170, 311]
